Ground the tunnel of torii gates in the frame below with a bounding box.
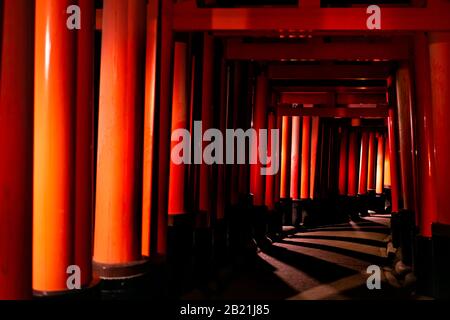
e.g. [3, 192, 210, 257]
[1, 0, 450, 300]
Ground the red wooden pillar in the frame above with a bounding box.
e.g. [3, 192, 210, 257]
[376, 135, 385, 195]
[338, 128, 349, 196]
[0, 0, 34, 299]
[347, 130, 358, 197]
[280, 116, 292, 199]
[265, 112, 277, 210]
[75, 0, 95, 288]
[414, 33, 437, 237]
[33, 0, 77, 292]
[396, 64, 416, 211]
[300, 116, 311, 200]
[153, 0, 174, 255]
[388, 109, 401, 212]
[290, 116, 301, 200]
[199, 33, 214, 222]
[273, 114, 282, 205]
[168, 42, 189, 215]
[429, 32, 450, 226]
[309, 117, 319, 199]
[94, 0, 146, 266]
[142, 0, 159, 257]
[367, 132, 376, 191]
[384, 137, 392, 189]
[250, 73, 268, 206]
[358, 132, 369, 195]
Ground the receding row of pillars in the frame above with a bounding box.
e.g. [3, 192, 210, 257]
[1, 0, 450, 300]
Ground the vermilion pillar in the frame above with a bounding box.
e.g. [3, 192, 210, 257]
[338, 128, 349, 196]
[142, 0, 159, 257]
[367, 132, 376, 191]
[0, 0, 33, 299]
[154, 0, 174, 255]
[358, 132, 369, 195]
[310, 117, 320, 199]
[94, 0, 146, 266]
[34, 0, 77, 292]
[388, 109, 400, 213]
[429, 32, 450, 226]
[396, 64, 416, 210]
[414, 33, 437, 237]
[347, 131, 358, 197]
[75, 0, 95, 288]
[265, 112, 277, 210]
[290, 116, 301, 200]
[250, 73, 268, 206]
[199, 33, 214, 221]
[280, 116, 292, 199]
[376, 135, 385, 195]
[384, 137, 392, 189]
[168, 42, 189, 215]
[300, 116, 311, 200]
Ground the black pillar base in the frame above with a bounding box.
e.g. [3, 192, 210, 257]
[431, 223, 450, 299]
[415, 235, 434, 297]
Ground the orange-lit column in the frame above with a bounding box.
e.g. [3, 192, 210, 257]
[265, 112, 277, 210]
[310, 117, 320, 199]
[0, 0, 33, 299]
[168, 42, 189, 215]
[34, 0, 77, 292]
[290, 116, 301, 200]
[280, 116, 292, 199]
[367, 132, 376, 191]
[376, 135, 385, 195]
[94, 0, 146, 267]
[429, 32, 450, 226]
[199, 33, 214, 222]
[388, 109, 400, 212]
[300, 116, 311, 200]
[338, 128, 349, 196]
[384, 137, 391, 189]
[142, 0, 159, 257]
[154, 0, 174, 255]
[250, 73, 268, 206]
[347, 130, 358, 197]
[358, 132, 369, 195]
[414, 33, 437, 237]
[75, 0, 95, 288]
